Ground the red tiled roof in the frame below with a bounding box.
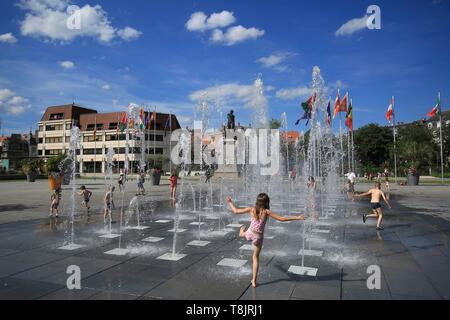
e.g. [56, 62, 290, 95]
[40, 104, 97, 122]
[79, 112, 181, 131]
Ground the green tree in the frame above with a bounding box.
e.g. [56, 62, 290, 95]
[397, 123, 437, 175]
[353, 123, 393, 172]
[269, 118, 282, 129]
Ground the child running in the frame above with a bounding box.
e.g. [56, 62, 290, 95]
[169, 171, 179, 199]
[103, 185, 116, 223]
[118, 171, 125, 192]
[227, 193, 305, 288]
[49, 188, 61, 218]
[78, 185, 92, 216]
[355, 182, 392, 230]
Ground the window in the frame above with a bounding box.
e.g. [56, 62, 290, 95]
[45, 149, 63, 156]
[38, 150, 43, 156]
[45, 124, 63, 131]
[83, 135, 102, 142]
[45, 137, 63, 144]
[145, 134, 164, 141]
[147, 148, 164, 155]
[66, 123, 72, 130]
[39, 125, 44, 132]
[49, 113, 64, 120]
[65, 136, 71, 143]
[86, 123, 104, 131]
[109, 123, 118, 130]
[38, 138, 43, 144]
[83, 148, 103, 155]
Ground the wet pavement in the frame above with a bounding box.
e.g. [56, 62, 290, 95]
[0, 179, 450, 300]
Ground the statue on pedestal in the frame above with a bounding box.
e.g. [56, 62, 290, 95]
[227, 110, 235, 130]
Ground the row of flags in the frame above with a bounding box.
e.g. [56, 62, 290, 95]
[295, 89, 443, 131]
[117, 107, 172, 135]
[385, 93, 442, 125]
[295, 88, 353, 131]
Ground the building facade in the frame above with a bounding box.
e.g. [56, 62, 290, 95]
[0, 132, 37, 172]
[37, 104, 181, 174]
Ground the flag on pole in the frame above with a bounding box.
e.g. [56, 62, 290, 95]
[119, 113, 127, 133]
[326, 99, 332, 126]
[333, 88, 341, 119]
[295, 94, 316, 126]
[427, 94, 441, 118]
[129, 117, 135, 130]
[139, 107, 145, 121]
[164, 114, 171, 136]
[340, 92, 348, 113]
[144, 110, 150, 128]
[386, 97, 394, 124]
[345, 99, 353, 131]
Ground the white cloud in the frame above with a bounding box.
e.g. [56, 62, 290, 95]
[186, 10, 264, 45]
[256, 52, 296, 72]
[335, 15, 368, 36]
[275, 87, 312, 100]
[0, 33, 18, 44]
[207, 11, 236, 29]
[59, 60, 75, 69]
[18, 0, 142, 44]
[0, 88, 30, 116]
[210, 25, 265, 46]
[189, 81, 268, 110]
[101, 84, 110, 90]
[117, 26, 142, 41]
[185, 10, 236, 32]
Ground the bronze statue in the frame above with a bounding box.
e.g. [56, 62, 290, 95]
[227, 110, 235, 130]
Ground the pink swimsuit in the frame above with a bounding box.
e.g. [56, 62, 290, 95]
[245, 213, 267, 247]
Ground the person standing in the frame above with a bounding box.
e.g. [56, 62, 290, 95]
[384, 167, 390, 190]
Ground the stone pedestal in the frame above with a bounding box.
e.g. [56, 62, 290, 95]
[214, 136, 239, 179]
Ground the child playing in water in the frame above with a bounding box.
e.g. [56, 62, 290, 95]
[49, 188, 61, 218]
[103, 185, 116, 223]
[118, 171, 125, 192]
[169, 171, 179, 199]
[78, 185, 92, 216]
[355, 182, 392, 230]
[227, 193, 305, 288]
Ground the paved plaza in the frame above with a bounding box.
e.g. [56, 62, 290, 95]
[0, 179, 449, 300]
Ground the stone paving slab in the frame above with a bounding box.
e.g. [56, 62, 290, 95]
[0, 181, 450, 300]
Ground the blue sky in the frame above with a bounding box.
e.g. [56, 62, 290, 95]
[0, 0, 449, 135]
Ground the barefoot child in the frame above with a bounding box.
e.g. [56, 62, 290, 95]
[103, 186, 116, 223]
[169, 171, 179, 199]
[355, 182, 392, 230]
[227, 193, 305, 288]
[78, 185, 92, 216]
[49, 188, 61, 218]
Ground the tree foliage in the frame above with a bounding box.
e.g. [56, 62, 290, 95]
[353, 123, 393, 171]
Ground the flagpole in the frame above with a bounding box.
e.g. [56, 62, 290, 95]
[438, 92, 444, 185]
[154, 107, 157, 169]
[169, 110, 172, 174]
[147, 106, 150, 171]
[351, 98, 355, 172]
[339, 112, 344, 176]
[94, 116, 97, 180]
[392, 96, 398, 184]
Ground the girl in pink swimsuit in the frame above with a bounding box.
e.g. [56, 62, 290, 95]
[227, 193, 305, 288]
